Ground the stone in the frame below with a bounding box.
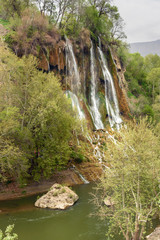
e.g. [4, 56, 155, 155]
[35, 183, 79, 210]
[146, 227, 160, 240]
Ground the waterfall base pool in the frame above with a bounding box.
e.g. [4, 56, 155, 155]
[0, 183, 107, 240]
[0, 183, 158, 240]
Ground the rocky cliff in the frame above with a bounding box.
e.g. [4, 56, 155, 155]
[37, 33, 130, 130]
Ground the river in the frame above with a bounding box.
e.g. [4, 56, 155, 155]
[0, 183, 158, 240]
[0, 183, 108, 240]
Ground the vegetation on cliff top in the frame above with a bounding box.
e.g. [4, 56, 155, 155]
[0, 0, 126, 50]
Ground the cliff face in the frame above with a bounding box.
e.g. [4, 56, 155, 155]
[106, 49, 130, 118]
[38, 35, 130, 129]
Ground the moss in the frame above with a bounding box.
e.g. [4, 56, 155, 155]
[60, 188, 66, 194]
[52, 191, 58, 197]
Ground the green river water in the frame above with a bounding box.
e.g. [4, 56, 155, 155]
[0, 183, 108, 240]
[0, 183, 158, 240]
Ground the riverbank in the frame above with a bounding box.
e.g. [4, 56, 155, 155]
[0, 162, 102, 201]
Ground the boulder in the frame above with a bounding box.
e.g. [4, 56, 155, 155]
[35, 183, 79, 210]
[146, 227, 160, 240]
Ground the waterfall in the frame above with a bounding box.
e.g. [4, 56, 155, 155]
[72, 165, 89, 184]
[65, 37, 81, 95]
[66, 90, 85, 120]
[98, 47, 122, 130]
[90, 42, 104, 130]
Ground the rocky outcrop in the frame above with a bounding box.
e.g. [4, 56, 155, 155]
[146, 227, 160, 240]
[35, 183, 79, 210]
[49, 40, 65, 71]
[38, 49, 49, 71]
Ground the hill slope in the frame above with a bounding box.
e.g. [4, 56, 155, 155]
[130, 39, 160, 56]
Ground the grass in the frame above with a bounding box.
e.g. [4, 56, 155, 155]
[0, 18, 9, 27]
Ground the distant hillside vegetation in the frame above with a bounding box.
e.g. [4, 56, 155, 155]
[130, 39, 160, 56]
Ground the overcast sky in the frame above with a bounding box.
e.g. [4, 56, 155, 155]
[113, 0, 160, 43]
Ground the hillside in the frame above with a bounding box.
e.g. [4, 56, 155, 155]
[129, 39, 160, 56]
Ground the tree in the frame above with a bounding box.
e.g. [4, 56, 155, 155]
[94, 119, 160, 240]
[152, 95, 160, 123]
[0, 46, 82, 182]
[144, 54, 160, 73]
[0, 107, 29, 182]
[0, 0, 31, 19]
[146, 68, 160, 100]
[0, 225, 18, 240]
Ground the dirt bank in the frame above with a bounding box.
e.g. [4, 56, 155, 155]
[0, 162, 102, 201]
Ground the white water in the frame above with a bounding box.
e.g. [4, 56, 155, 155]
[90, 42, 104, 130]
[72, 165, 89, 184]
[98, 47, 122, 130]
[66, 90, 85, 120]
[65, 37, 81, 95]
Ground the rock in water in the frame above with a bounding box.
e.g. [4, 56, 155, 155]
[35, 183, 79, 210]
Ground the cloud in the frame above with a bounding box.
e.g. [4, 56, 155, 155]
[113, 0, 160, 43]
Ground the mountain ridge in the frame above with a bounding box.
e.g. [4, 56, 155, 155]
[129, 39, 160, 56]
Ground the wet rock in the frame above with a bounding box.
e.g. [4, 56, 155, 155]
[146, 227, 160, 240]
[38, 49, 49, 71]
[35, 183, 79, 210]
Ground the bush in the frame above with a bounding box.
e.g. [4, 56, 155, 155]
[143, 104, 154, 120]
[71, 151, 86, 164]
[0, 225, 18, 240]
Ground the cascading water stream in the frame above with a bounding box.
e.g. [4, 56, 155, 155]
[90, 41, 104, 130]
[98, 46, 122, 130]
[72, 165, 89, 184]
[66, 90, 85, 120]
[65, 37, 81, 95]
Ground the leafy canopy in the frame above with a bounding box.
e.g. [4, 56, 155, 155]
[95, 119, 160, 240]
[0, 46, 81, 182]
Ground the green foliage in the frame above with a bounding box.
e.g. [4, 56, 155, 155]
[0, 0, 30, 19]
[1, 0, 125, 47]
[152, 95, 160, 123]
[60, 12, 82, 38]
[128, 78, 141, 97]
[0, 107, 29, 182]
[125, 52, 160, 121]
[0, 46, 81, 182]
[95, 119, 160, 239]
[146, 67, 160, 100]
[82, 6, 110, 40]
[117, 43, 129, 67]
[125, 53, 147, 87]
[0, 18, 9, 27]
[71, 151, 86, 164]
[0, 225, 18, 240]
[142, 105, 154, 120]
[144, 54, 160, 73]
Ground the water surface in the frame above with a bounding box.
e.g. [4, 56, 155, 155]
[0, 183, 158, 240]
[0, 183, 107, 240]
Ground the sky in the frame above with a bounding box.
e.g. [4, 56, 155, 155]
[113, 0, 160, 43]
